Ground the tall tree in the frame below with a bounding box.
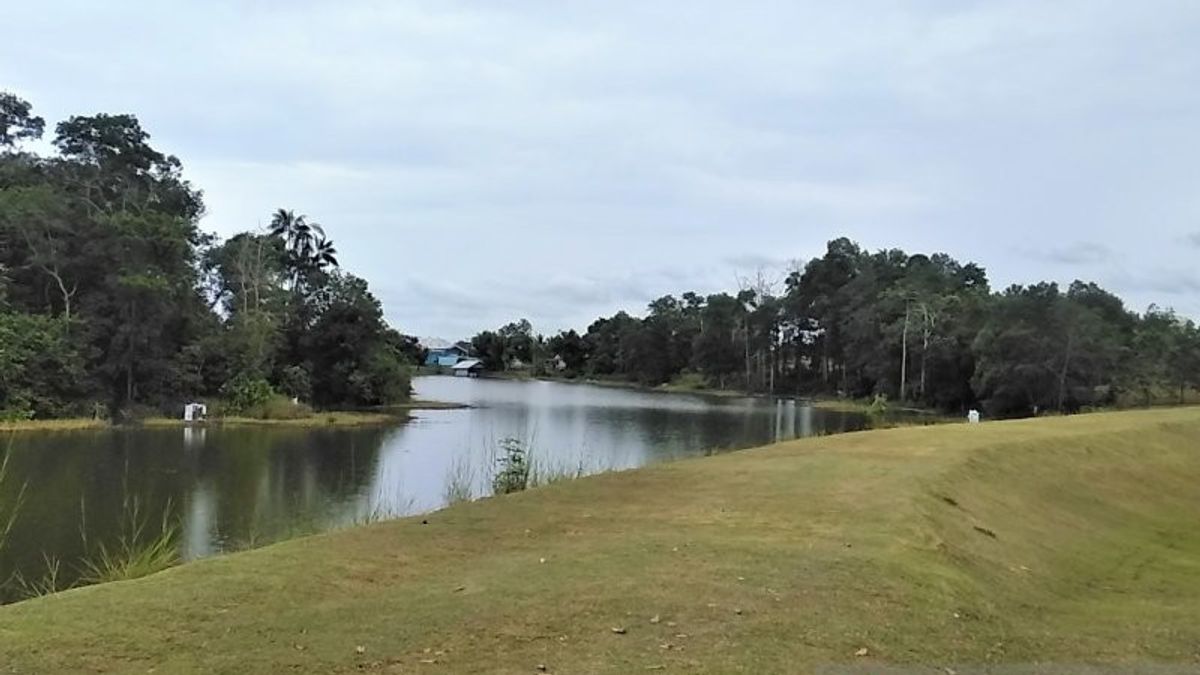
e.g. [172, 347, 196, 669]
[0, 93, 44, 149]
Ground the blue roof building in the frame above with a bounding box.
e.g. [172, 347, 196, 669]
[421, 339, 472, 367]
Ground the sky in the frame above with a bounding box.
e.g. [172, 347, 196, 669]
[4, 0, 1200, 339]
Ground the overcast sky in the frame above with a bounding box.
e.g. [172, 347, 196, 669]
[5, 1, 1200, 339]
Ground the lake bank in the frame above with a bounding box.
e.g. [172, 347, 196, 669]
[2, 406, 1197, 672]
[490, 371, 949, 419]
[0, 400, 468, 433]
[0, 413, 399, 433]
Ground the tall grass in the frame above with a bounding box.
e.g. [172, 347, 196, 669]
[2, 442, 180, 603]
[0, 437, 28, 561]
[10, 554, 66, 599]
[0, 437, 29, 602]
[357, 481, 417, 527]
[78, 497, 180, 585]
[529, 460, 589, 488]
[443, 457, 475, 505]
[483, 437, 615, 498]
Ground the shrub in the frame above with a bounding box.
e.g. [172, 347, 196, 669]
[0, 401, 33, 423]
[867, 394, 889, 416]
[246, 395, 313, 420]
[669, 371, 708, 391]
[221, 374, 275, 414]
[492, 438, 531, 495]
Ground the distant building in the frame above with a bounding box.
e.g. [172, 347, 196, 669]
[421, 338, 472, 367]
[183, 402, 208, 423]
[452, 359, 485, 378]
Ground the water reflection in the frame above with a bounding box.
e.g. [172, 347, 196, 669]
[0, 377, 868, 598]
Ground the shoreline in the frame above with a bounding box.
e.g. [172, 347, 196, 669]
[471, 371, 938, 413]
[0, 399, 466, 433]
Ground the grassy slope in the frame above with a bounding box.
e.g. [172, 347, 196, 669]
[1, 408, 1198, 673]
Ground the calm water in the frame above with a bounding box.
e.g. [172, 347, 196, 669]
[0, 377, 869, 596]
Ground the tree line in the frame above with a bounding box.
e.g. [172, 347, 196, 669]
[0, 92, 415, 421]
[473, 238, 1200, 416]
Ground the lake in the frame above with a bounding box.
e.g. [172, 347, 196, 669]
[0, 376, 870, 600]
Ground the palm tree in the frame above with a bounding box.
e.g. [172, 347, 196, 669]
[267, 208, 297, 240]
[311, 235, 338, 271]
[269, 209, 318, 256]
[268, 208, 339, 289]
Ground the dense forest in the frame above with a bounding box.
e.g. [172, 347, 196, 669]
[0, 92, 415, 421]
[474, 239, 1200, 417]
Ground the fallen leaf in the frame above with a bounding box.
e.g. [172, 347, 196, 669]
[855, 648, 870, 657]
[650, 615, 661, 624]
[611, 627, 628, 635]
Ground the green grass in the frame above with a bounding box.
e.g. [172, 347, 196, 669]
[387, 399, 471, 411]
[3, 410, 413, 433]
[141, 411, 404, 428]
[1, 408, 1199, 673]
[0, 418, 108, 433]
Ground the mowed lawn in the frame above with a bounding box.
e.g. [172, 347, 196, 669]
[2, 408, 1199, 673]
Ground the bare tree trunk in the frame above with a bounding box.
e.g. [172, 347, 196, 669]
[821, 340, 829, 384]
[919, 306, 930, 402]
[1057, 331, 1075, 412]
[900, 304, 909, 402]
[46, 267, 76, 325]
[769, 338, 776, 395]
[744, 320, 751, 391]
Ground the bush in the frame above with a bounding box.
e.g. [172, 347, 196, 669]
[0, 399, 34, 423]
[867, 394, 889, 416]
[221, 375, 275, 414]
[669, 371, 708, 391]
[492, 438, 531, 495]
[244, 395, 313, 420]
